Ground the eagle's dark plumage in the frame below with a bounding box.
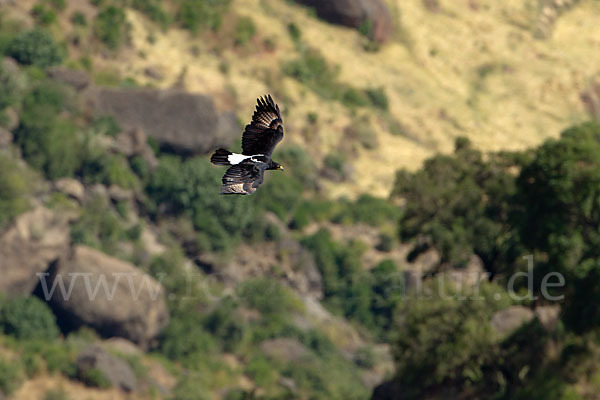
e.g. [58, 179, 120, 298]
[210, 95, 285, 195]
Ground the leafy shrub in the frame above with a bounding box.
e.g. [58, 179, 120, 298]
[7, 29, 63, 67]
[246, 356, 277, 387]
[0, 296, 60, 340]
[334, 194, 400, 227]
[147, 247, 189, 299]
[32, 4, 57, 26]
[38, 342, 77, 376]
[79, 367, 111, 388]
[159, 312, 217, 367]
[15, 81, 82, 179]
[91, 114, 121, 137]
[254, 173, 303, 220]
[0, 357, 23, 395]
[202, 296, 246, 351]
[342, 87, 369, 108]
[0, 154, 32, 228]
[131, 0, 171, 28]
[71, 195, 130, 256]
[238, 278, 300, 317]
[71, 11, 87, 26]
[234, 16, 256, 45]
[147, 156, 255, 252]
[365, 87, 389, 110]
[370, 259, 404, 335]
[129, 155, 151, 181]
[176, 0, 232, 33]
[376, 232, 394, 252]
[301, 230, 373, 325]
[83, 153, 139, 189]
[171, 376, 211, 400]
[94, 6, 128, 49]
[290, 199, 337, 230]
[287, 22, 302, 43]
[283, 48, 341, 100]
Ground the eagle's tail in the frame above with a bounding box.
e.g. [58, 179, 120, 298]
[210, 148, 233, 166]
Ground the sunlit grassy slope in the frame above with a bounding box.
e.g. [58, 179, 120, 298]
[44, 0, 600, 196]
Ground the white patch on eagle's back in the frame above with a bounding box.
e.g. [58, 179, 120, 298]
[228, 153, 251, 165]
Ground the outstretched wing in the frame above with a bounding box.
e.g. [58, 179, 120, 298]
[241, 95, 284, 156]
[220, 160, 266, 195]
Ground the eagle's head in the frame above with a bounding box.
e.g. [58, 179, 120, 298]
[268, 161, 284, 171]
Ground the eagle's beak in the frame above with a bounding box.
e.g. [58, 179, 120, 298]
[278, 165, 285, 171]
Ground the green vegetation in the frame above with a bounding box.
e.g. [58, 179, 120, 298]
[7, 29, 63, 67]
[71, 11, 88, 26]
[0, 357, 24, 395]
[32, 4, 58, 26]
[94, 6, 129, 49]
[176, 0, 232, 33]
[79, 367, 112, 388]
[131, 0, 171, 28]
[14, 80, 81, 179]
[234, 16, 256, 45]
[302, 229, 403, 337]
[393, 137, 525, 276]
[147, 156, 255, 252]
[0, 297, 60, 341]
[282, 47, 389, 110]
[0, 154, 32, 228]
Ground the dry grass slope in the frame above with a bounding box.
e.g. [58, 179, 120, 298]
[12, 0, 600, 197]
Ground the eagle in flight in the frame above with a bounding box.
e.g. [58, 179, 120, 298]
[210, 95, 284, 195]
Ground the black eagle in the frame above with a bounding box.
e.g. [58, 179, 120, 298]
[210, 95, 284, 195]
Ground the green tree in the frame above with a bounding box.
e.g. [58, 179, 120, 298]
[516, 122, 600, 334]
[392, 137, 525, 277]
[7, 29, 63, 67]
[393, 280, 508, 399]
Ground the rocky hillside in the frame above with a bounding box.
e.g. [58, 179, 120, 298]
[5, 0, 600, 197]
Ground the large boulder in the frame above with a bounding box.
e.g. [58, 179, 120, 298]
[88, 88, 239, 155]
[47, 245, 169, 347]
[0, 207, 70, 298]
[76, 344, 137, 391]
[47, 66, 91, 91]
[295, 0, 394, 43]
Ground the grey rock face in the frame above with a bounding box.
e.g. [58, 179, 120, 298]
[48, 245, 169, 347]
[76, 344, 137, 391]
